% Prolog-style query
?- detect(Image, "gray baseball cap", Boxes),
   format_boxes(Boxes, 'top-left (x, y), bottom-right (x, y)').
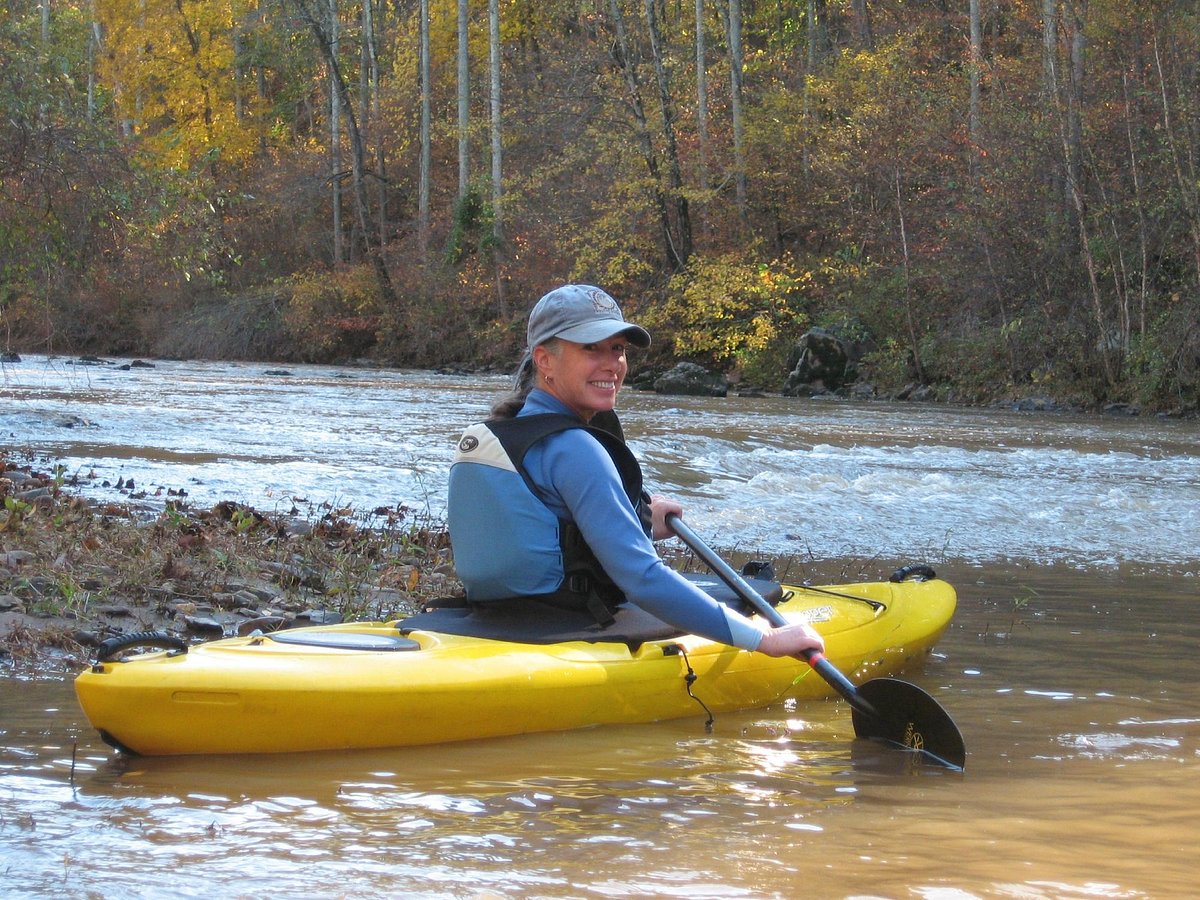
top-left (526, 284), bottom-right (651, 349)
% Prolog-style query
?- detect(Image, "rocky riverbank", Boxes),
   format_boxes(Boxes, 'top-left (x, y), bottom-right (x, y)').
top-left (1, 457), bottom-right (460, 676)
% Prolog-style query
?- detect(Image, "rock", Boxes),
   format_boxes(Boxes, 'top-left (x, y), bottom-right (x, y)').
top-left (72, 629), bottom-right (106, 648)
top-left (182, 615), bottom-right (225, 637)
top-left (51, 414), bottom-right (94, 428)
top-left (1012, 396), bottom-right (1060, 412)
top-left (1103, 402), bottom-right (1140, 416)
top-left (653, 362), bottom-right (729, 397)
top-left (222, 577), bottom-right (283, 603)
top-left (897, 383), bottom-right (936, 402)
top-left (1, 551), bottom-right (36, 570)
top-left (0, 351), bottom-right (20, 362)
top-left (783, 328), bottom-right (860, 396)
top-left (210, 592), bottom-right (241, 610)
top-left (849, 382), bottom-right (876, 400)
top-left (0, 595), bottom-right (24, 612)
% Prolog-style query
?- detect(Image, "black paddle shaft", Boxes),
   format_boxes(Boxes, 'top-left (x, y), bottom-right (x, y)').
top-left (666, 514), bottom-right (966, 771)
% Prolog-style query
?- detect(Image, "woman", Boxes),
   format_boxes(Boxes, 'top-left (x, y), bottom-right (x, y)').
top-left (447, 284), bottom-right (824, 658)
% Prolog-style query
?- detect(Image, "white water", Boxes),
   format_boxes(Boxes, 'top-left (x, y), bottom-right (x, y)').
top-left (4, 353), bottom-right (1199, 570)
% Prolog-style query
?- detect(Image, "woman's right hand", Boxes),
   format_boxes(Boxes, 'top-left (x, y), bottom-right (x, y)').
top-left (755, 621), bottom-right (825, 659)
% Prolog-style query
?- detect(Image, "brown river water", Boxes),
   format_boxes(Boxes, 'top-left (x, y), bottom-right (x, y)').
top-left (2, 357), bottom-right (1198, 897)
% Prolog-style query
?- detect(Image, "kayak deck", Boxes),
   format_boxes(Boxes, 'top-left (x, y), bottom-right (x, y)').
top-left (74, 576), bottom-right (956, 756)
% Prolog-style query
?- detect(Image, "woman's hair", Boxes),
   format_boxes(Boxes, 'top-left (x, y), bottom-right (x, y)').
top-left (489, 339), bottom-right (560, 419)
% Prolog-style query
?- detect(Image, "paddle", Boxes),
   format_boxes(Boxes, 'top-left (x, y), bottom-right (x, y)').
top-left (666, 514), bottom-right (966, 771)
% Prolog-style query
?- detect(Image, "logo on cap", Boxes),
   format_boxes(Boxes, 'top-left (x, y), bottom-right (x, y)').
top-left (587, 288), bottom-right (618, 313)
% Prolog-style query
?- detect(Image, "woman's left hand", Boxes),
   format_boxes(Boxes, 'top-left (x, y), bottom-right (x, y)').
top-left (648, 494), bottom-right (685, 541)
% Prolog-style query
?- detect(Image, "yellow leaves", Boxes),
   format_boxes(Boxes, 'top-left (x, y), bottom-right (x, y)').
top-left (645, 253), bottom-right (812, 369)
top-left (96, 0), bottom-right (268, 171)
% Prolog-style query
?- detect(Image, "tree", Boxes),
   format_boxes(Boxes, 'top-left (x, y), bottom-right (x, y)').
top-left (419, 0), bottom-right (431, 254)
top-left (457, 0), bottom-right (470, 201)
top-left (96, 0), bottom-right (267, 172)
top-left (643, 0), bottom-right (692, 266)
top-left (489, 0), bottom-right (506, 310)
top-left (287, 0), bottom-right (397, 304)
top-left (607, 0), bottom-right (685, 271)
top-left (724, 0), bottom-right (747, 221)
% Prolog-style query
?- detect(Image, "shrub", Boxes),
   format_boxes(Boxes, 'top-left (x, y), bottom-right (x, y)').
top-left (645, 253), bottom-right (811, 384)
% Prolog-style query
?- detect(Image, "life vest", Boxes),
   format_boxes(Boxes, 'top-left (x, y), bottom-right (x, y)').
top-left (447, 412), bottom-right (651, 625)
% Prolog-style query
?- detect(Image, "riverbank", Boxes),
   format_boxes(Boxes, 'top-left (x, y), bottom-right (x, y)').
top-left (0, 457), bottom-right (460, 676)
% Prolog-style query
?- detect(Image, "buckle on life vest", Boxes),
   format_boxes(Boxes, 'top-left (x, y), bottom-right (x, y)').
top-left (562, 573), bottom-right (614, 628)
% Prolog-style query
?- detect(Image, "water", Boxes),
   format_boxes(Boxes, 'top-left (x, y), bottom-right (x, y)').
top-left (2, 354), bottom-right (1198, 897)
top-left (4, 354), bottom-right (1199, 569)
top-left (2, 566), bottom-right (1195, 897)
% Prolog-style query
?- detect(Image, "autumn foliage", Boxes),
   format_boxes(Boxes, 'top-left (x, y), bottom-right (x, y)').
top-left (2, 1), bottom-right (1197, 411)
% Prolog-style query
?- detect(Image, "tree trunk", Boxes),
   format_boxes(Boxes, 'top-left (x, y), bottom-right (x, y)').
top-left (418, 0), bottom-right (431, 256)
top-left (694, 0), bottom-right (709, 218)
top-left (364, 0), bottom-right (386, 245)
top-left (895, 169), bottom-right (926, 384)
top-left (328, 0), bottom-right (343, 264)
top-left (968, 0), bottom-right (982, 159)
top-left (87, 8), bottom-right (100, 122)
top-left (850, 0), bottom-right (873, 50)
top-left (1121, 69), bottom-right (1149, 338)
top-left (607, 0), bottom-right (684, 272)
top-left (724, 0), bottom-right (747, 222)
top-left (1153, 33), bottom-right (1200, 291)
top-left (291, 0), bottom-right (398, 305)
top-left (1066, 0), bottom-right (1085, 212)
top-left (644, 0), bottom-right (692, 267)
top-left (489, 0), bottom-right (507, 312)
top-left (457, 0), bottom-right (470, 200)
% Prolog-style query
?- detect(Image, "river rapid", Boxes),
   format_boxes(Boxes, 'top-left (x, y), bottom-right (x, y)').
top-left (4, 354), bottom-right (1199, 569)
top-left (2, 354), bottom-right (1198, 898)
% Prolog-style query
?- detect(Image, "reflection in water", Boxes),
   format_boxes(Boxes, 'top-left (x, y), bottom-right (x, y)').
top-left (2, 566), bottom-right (1195, 896)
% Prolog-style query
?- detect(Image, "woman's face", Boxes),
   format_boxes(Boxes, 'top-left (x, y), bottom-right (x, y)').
top-left (533, 336), bottom-right (629, 421)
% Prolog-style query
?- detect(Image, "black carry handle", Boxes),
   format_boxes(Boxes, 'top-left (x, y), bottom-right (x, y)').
top-left (666, 514), bottom-right (966, 771)
top-left (95, 631), bottom-right (189, 664)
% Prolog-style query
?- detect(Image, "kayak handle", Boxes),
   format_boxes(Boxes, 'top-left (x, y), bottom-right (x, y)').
top-left (95, 631), bottom-right (189, 665)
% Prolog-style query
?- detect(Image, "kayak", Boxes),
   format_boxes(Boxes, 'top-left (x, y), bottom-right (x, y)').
top-left (74, 568), bottom-right (956, 756)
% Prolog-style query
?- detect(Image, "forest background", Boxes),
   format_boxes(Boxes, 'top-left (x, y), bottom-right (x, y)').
top-left (2, 0), bottom-right (1198, 413)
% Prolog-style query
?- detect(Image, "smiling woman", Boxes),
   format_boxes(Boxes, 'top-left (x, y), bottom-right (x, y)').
top-left (445, 284), bottom-right (827, 661)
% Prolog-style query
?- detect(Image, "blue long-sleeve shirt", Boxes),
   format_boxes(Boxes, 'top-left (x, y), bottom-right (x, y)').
top-left (518, 389), bottom-right (765, 650)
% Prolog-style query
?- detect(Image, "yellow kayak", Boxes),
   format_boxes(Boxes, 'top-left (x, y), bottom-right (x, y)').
top-left (74, 571), bottom-right (956, 756)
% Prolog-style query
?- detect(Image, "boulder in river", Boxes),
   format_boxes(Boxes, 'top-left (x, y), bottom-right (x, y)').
top-left (783, 328), bottom-right (862, 396)
top-left (653, 362), bottom-right (729, 398)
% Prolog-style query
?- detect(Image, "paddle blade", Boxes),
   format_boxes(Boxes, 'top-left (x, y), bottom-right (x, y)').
top-left (851, 678), bottom-right (966, 771)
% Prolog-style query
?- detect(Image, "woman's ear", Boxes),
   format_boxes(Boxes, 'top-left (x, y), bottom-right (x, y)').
top-left (532, 344), bottom-right (554, 381)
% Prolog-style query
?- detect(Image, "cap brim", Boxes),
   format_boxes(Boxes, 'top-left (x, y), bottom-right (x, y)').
top-left (554, 321), bottom-right (652, 348)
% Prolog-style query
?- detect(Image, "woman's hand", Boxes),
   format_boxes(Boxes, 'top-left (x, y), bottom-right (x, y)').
top-left (755, 621), bottom-right (826, 659)
top-left (648, 494), bottom-right (684, 541)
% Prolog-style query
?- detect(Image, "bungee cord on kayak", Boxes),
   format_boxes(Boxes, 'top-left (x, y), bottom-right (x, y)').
top-left (665, 643), bottom-right (715, 733)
